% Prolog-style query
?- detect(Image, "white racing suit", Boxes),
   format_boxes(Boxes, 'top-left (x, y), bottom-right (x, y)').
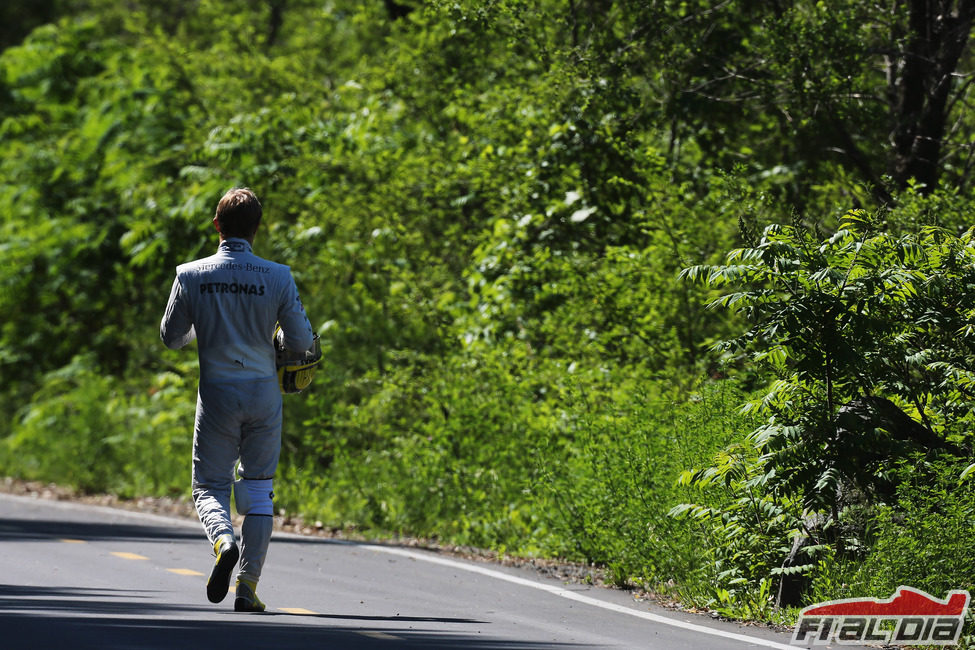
top-left (160, 237), bottom-right (313, 584)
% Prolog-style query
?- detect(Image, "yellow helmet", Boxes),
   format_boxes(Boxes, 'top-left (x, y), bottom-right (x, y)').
top-left (273, 326), bottom-right (322, 394)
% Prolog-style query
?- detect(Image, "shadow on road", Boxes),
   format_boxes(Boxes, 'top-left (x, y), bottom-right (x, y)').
top-left (0, 584), bottom-right (485, 624)
top-left (0, 585), bottom-right (585, 650)
top-left (0, 516), bottom-right (201, 543)
top-left (0, 611), bottom-right (585, 649)
top-left (0, 584), bottom-right (201, 616)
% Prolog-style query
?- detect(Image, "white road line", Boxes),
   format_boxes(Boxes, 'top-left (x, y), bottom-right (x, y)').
top-left (362, 544), bottom-right (796, 650)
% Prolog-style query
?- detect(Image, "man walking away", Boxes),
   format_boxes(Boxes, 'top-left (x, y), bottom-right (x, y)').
top-left (160, 187), bottom-right (314, 611)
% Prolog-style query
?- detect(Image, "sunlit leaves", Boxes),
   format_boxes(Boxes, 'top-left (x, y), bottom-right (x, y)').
top-left (674, 211), bottom-right (975, 608)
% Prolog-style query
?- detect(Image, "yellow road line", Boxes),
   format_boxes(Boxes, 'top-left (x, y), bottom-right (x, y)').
top-left (167, 568), bottom-right (205, 576)
top-left (279, 607), bottom-right (318, 615)
top-left (59, 538), bottom-right (86, 544)
top-left (110, 551), bottom-right (149, 561)
top-left (358, 631), bottom-right (402, 641)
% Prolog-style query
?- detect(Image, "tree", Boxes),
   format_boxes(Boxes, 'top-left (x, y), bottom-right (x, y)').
top-left (890, 0), bottom-right (975, 192)
top-left (578, 1), bottom-right (975, 204)
top-left (682, 211), bottom-right (975, 519)
top-left (0, 1), bottom-right (66, 51)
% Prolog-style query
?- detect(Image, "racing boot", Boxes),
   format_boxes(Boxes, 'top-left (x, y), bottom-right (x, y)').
top-left (234, 577), bottom-right (266, 612)
top-left (206, 533), bottom-right (239, 603)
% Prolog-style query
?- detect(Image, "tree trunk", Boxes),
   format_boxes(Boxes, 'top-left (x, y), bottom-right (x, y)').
top-left (384, 0), bottom-right (413, 21)
top-left (266, 0), bottom-right (286, 49)
top-left (890, 0), bottom-right (975, 193)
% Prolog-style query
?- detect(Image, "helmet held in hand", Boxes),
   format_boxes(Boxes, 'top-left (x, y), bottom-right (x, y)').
top-left (274, 325), bottom-right (321, 394)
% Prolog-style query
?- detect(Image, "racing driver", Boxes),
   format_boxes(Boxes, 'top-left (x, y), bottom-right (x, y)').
top-left (160, 187), bottom-right (314, 612)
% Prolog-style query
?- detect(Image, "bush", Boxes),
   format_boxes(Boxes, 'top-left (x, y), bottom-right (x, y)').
top-left (276, 346), bottom-right (561, 547)
top-left (811, 457), bottom-right (975, 603)
top-left (674, 212), bottom-right (975, 615)
top-left (535, 379), bottom-right (758, 588)
top-left (1, 354), bottom-right (196, 497)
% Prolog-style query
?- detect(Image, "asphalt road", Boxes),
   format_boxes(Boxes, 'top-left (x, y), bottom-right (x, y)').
top-left (0, 493), bottom-right (824, 649)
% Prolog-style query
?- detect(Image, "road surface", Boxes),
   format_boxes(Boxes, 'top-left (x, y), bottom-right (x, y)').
top-left (0, 492), bottom-right (832, 649)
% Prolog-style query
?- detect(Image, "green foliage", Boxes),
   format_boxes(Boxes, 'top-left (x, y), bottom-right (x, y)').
top-left (276, 351), bottom-right (753, 592)
top-left (683, 214), bottom-right (975, 513)
top-left (810, 457), bottom-right (975, 604)
top-left (535, 381), bottom-right (757, 588)
top-left (0, 0), bottom-right (66, 51)
top-left (4, 0), bottom-right (975, 624)
top-left (670, 442), bottom-right (828, 615)
top-left (279, 348), bottom-right (560, 547)
top-left (1, 354), bottom-right (195, 497)
top-left (676, 210), bottom-right (975, 615)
